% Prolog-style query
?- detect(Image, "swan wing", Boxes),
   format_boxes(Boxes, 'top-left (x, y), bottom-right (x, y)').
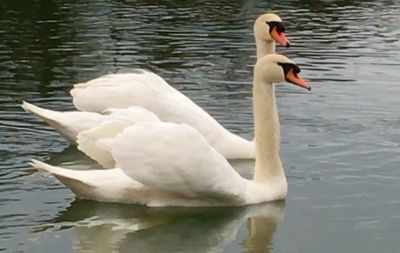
top-left (77, 106), bottom-right (161, 168)
top-left (103, 106), bottom-right (160, 123)
top-left (77, 120), bottom-right (132, 168)
top-left (70, 70), bottom-right (254, 160)
top-left (111, 122), bottom-right (249, 204)
top-left (71, 71), bottom-right (179, 112)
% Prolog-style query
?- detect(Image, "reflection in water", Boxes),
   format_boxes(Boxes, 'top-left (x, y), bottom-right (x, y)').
top-left (1, 0), bottom-right (400, 252)
top-left (46, 146), bottom-right (101, 170)
top-left (53, 200), bottom-right (285, 253)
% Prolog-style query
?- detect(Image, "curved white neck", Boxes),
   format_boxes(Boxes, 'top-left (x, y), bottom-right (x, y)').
top-left (252, 77), bottom-right (284, 182)
top-left (255, 39), bottom-right (275, 59)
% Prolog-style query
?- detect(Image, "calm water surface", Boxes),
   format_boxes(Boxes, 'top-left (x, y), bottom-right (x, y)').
top-left (1, 0), bottom-right (400, 252)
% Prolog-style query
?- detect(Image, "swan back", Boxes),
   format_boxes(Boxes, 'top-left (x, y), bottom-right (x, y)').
top-left (71, 71), bottom-right (176, 112)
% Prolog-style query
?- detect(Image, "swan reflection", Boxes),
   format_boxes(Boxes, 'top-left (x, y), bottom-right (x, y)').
top-left (54, 200), bottom-right (285, 253)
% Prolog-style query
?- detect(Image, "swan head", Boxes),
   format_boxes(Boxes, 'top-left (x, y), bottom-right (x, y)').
top-left (255, 54), bottom-right (311, 91)
top-left (254, 13), bottom-right (290, 48)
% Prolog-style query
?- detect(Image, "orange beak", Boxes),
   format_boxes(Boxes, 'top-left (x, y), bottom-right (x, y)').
top-left (285, 69), bottom-right (311, 91)
top-left (271, 27), bottom-right (291, 48)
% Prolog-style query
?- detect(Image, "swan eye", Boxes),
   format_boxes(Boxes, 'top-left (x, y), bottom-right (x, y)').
top-left (266, 21), bottom-right (285, 34)
top-left (277, 62), bottom-right (301, 76)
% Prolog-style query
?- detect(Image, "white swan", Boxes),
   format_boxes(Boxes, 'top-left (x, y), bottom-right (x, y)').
top-left (30, 54), bottom-right (310, 207)
top-left (22, 13), bottom-right (290, 159)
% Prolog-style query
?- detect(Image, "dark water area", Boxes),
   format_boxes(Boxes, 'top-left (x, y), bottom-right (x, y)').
top-left (1, 0), bottom-right (400, 252)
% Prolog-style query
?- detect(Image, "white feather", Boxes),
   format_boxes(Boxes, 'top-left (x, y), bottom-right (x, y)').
top-left (22, 101), bottom-right (159, 150)
top-left (77, 121), bottom-right (128, 168)
top-left (76, 108), bottom-right (160, 168)
top-left (111, 122), bottom-right (249, 204)
top-left (30, 159), bottom-right (142, 204)
top-left (21, 101), bottom-right (105, 143)
top-left (70, 71), bottom-right (255, 159)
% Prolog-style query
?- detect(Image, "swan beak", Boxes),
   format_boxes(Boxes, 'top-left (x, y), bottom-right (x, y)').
top-left (286, 69), bottom-right (311, 91)
top-left (271, 27), bottom-right (291, 48)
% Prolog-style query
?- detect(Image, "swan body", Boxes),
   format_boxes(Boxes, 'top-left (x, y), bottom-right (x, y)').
top-left (23, 13), bottom-right (290, 159)
top-left (31, 54), bottom-right (310, 207)
top-left (30, 122), bottom-right (285, 206)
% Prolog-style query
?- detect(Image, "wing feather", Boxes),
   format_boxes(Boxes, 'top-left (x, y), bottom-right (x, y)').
top-left (111, 122), bottom-right (248, 203)
top-left (70, 72), bottom-right (228, 146)
top-left (71, 71), bottom-right (177, 112)
top-left (77, 107), bottom-right (160, 168)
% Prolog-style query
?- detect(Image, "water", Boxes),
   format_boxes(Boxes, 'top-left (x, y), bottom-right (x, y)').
top-left (1, 0), bottom-right (400, 252)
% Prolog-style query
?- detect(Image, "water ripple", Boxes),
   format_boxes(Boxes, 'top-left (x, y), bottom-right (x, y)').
top-left (1, 0), bottom-right (400, 252)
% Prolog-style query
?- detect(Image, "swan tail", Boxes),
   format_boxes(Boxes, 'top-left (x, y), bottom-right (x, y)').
top-left (21, 101), bottom-right (106, 143)
top-left (29, 159), bottom-right (97, 196)
top-left (22, 101), bottom-right (63, 126)
top-left (30, 159), bottom-right (143, 203)
top-left (29, 159), bottom-right (61, 174)
top-left (21, 101), bottom-right (78, 143)
top-left (30, 159), bottom-right (88, 184)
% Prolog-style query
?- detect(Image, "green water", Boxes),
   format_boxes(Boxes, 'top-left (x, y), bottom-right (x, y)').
top-left (1, 0), bottom-right (400, 252)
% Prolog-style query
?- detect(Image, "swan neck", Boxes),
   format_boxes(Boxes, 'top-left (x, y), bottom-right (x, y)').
top-left (255, 39), bottom-right (275, 59)
top-left (252, 77), bottom-right (283, 182)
